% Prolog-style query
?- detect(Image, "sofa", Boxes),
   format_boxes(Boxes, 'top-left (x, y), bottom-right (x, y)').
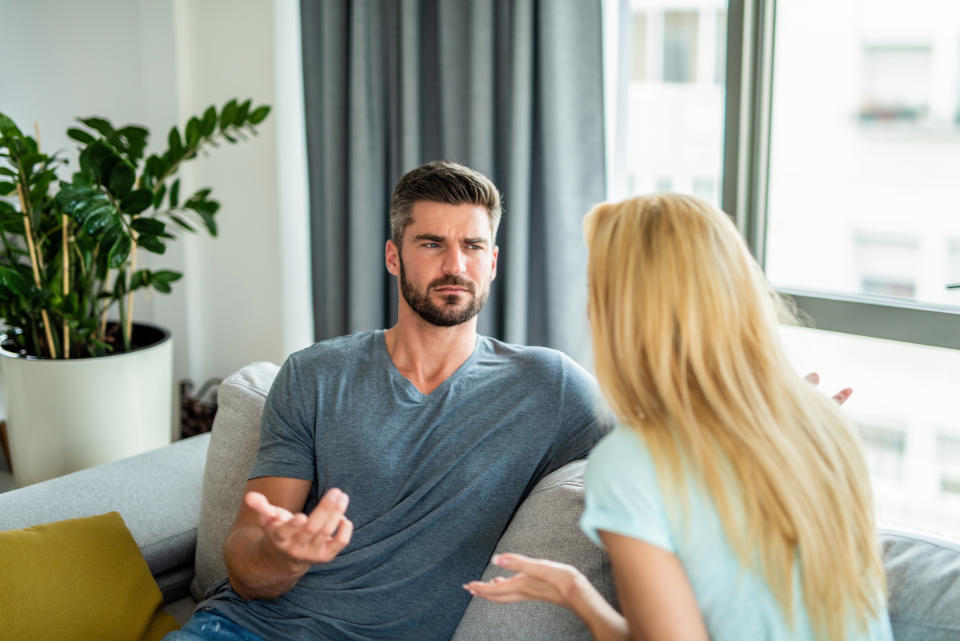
top-left (0, 361), bottom-right (958, 640)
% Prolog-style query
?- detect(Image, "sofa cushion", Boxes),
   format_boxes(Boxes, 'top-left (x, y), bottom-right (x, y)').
top-left (451, 460), bottom-right (617, 641)
top-left (0, 433), bottom-right (208, 579)
top-left (0, 511), bottom-right (179, 641)
top-left (880, 528), bottom-right (960, 641)
top-left (191, 361), bottom-right (279, 601)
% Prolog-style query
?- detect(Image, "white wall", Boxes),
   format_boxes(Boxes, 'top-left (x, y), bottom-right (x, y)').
top-left (0, 0), bottom-right (313, 390)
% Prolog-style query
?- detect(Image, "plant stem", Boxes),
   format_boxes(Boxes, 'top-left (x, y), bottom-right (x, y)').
top-left (124, 239), bottom-right (137, 350)
top-left (62, 214), bottom-right (69, 359)
top-left (15, 182), bottom-right (57, 359)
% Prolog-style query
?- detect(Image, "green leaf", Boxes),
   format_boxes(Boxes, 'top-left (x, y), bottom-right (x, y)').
top-left (169, 214), bottom-right (195, 232)
top-left (220, 99), bottom-right (238, 130)
top-left (169, 178), bottom-right (180, 208)
top-left (81, 204), bottom-right (114, 235)
top-left (197, 210), bottom-right (218, 236)
top-left (130, 269), bottom-right (151, 289)
top-left (0, 266), bottom-right (29, 296)
top-left (248, 105), bottom-right (271, 125)
top-left (0, 167), bottom-right (16, 177)
top-left (120, 188), bottom-right (153, 214)
top-left (137, 234), bottom-right (166, 254)
top-left (108, 162), bottom-right (135, 198)
top-left (0, 181), bottom-right (14, 196)
top-left (201, 106), bottom-right (217, 136)
top-left (152, 182), bottom-right (167, 209)
top-left (235, 99), bottom-right (252, 124)
top-left (131, 218), bottom-right (165, 235)
top-left (185, 117), bottom-right (201, 147)
top-left (223, 132), bottom-right (237, 144)
top-left (67, 128), bottom-right (96, 145)
top-left (0, 112), bottom-right (23, 138)
top-left (153, 279), bottom-right (172, 294)
top-left (153, 269), bottom-right (182, 284)
top-left (78, 117), bottom-right (115, 138)
top-left (145, 155), bottom-right (166, 180)
top-left (119, 126), bottom-right (149, 161)
top-left (108, 235), bottom-right (132, 269)
top-left (168, 126), bottom-right (183, 158)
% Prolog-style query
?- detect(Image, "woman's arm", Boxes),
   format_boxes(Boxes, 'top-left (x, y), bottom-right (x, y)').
top-left (600, 530), bottom-right (709, 641)
top-left (464, 530), bottom-right (709, 641)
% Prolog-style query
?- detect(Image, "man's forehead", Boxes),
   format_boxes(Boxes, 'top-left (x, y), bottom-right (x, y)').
top-left (405, 201), bottom-right (494, 239)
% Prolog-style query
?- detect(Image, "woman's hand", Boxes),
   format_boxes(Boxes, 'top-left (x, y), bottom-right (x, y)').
top-left (463, 553), bottom-right (587, 608)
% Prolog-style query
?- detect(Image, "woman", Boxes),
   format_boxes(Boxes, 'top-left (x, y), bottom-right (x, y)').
top-left (465, 194), bottom-right (892, 641)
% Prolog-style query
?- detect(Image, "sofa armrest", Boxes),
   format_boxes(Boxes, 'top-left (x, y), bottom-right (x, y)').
top-left (0, 433), bottom-right (209, 594)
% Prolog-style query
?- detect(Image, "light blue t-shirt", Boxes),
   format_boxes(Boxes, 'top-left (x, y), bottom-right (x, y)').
top-left (580, 426), bottom-right (894, 641)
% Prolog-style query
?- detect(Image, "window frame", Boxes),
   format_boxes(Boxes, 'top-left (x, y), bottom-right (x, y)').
top-left (720, 0), bottom-right (960, 350)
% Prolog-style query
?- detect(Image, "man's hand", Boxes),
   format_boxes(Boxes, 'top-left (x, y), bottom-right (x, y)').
top-left (245, 487), bottom-right (354, 570)
top-left (804, 372), bottom-right (852, 405)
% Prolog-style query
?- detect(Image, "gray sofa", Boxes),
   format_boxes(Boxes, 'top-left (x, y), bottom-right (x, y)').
top-left (1, 361), bottom-right (958, 640)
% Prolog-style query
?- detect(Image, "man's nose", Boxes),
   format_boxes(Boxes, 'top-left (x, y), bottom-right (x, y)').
top-left (442, 246), bottom-right (467, 274)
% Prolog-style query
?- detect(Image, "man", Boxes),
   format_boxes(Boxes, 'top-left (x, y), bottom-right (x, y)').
top-left (167, 161), bottom-right (609, 640)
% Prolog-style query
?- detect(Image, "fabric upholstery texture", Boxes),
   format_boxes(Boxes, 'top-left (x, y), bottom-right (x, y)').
top-left (880, 528), bottom-right (960, 640)
top-left (0, 511), bottom-right (179, 641)
top-left (190, 361), bottom-right (279, 601)
top-left (451, 460), bottom-right (618, 641)
top-left (0, 433), bottom-right (208, 577)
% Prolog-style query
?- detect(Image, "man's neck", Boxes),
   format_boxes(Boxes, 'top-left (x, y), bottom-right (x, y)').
top-left (384, 312), bottom-right (478, 396)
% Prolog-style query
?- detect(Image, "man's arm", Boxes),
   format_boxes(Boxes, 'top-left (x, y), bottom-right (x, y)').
top-left (225, 476), bottom-right (353, 600)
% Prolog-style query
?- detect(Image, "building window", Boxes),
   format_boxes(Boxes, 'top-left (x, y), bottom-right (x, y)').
top-left (854, 234), bottom-right (919, 300)
top-left (857, 422), bottom-right (906, 480)
top-left (859, 44), bottom-right (932, 123)
top-left (663, 11), bottom-right (699, 83)
top-left (632, 12), bottom-right (648, 82)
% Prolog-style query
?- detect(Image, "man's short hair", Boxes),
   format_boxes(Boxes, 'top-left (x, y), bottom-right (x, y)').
top-left (389, 161), bottom-right (502, 245)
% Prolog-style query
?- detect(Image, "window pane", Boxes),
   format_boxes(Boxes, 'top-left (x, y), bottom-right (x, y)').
top-left (780, 325), bottom-right (960, 538)
top-left (765, 0), bottom-right (960, 308)
top-left (615, 0), bottom-right (727, 204)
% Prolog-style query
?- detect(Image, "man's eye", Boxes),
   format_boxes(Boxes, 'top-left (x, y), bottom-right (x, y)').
top-left (467, 244), bottom-right (483, 250)
top-left (423, 242), bottom-right (440, 248)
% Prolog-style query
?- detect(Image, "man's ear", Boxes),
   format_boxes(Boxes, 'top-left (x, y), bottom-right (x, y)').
top-left (490, 245), bottom-right (499, 281)
top-left (385, 239), bottom-right (400, 276)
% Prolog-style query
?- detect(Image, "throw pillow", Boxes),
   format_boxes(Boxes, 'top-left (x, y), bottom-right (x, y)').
top-left (0, 511), bottom-right (179, 641)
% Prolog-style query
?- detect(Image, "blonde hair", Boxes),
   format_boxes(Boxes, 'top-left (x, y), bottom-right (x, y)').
top-left (584, 194), bottom-right (885, 641)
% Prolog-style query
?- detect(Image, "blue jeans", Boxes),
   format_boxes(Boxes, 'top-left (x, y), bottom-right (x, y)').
top-left (163, 610), bottom-right (267, 641)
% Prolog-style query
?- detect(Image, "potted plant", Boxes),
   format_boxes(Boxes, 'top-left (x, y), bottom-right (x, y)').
top-left (0, 99), bottom-right (270, 486)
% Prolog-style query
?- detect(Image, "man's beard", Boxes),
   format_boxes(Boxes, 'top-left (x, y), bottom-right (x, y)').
top-left (399, 256), bottom-right (489, 327)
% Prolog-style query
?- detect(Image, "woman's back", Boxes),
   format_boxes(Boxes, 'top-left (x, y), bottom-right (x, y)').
top-left (580, 426), bottom-right (894, 641)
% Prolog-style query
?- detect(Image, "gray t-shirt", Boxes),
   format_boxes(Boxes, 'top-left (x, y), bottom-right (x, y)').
top-left (204, 330), bottom-right (609, 641)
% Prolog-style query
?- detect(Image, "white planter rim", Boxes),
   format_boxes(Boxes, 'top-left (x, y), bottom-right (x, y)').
top-left (0, 321), bottom-right (171, 363)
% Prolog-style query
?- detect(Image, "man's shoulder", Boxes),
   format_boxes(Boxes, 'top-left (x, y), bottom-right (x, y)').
top-left (287, 331), bottom-right (382, 372)
top-left (478, 336), bottom-right (593, 382)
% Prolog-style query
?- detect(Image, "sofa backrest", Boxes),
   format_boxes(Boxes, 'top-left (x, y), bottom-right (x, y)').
top-left (190, 361), bottom-right (279, 600)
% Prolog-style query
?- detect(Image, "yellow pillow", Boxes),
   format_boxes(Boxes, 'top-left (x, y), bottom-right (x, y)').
top-left (0, 511), bottom-right (180, 641)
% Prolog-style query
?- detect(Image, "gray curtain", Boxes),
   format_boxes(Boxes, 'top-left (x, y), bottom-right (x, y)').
top-left (301, 0), bottom-right (605, 365)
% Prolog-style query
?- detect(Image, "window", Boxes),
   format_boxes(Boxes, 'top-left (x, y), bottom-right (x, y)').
top-left (719, 0), bottom-right (960, 539)
top-left (663, 11), bottom-right (699, 82)
top-left (607, 0), bottom-right (728, 205)
top-left (609, 0), bottom-right (960, 539)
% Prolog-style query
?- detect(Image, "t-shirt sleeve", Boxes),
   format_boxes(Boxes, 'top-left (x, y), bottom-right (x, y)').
top-left (579, 428), bottom-right (675, 553)
top-left (545, 356), bottom-right (613, 472)
top-left (248, 354), bottom-right (316, 481)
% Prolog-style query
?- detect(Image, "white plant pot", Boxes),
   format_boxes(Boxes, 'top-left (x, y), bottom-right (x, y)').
top-left (0, 323), bottom-right (174, 487)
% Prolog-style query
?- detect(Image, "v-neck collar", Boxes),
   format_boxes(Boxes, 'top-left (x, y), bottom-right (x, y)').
top-left (376, 330), bottom-right (482, 403)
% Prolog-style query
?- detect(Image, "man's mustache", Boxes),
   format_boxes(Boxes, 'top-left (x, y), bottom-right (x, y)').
top-left (428, 276), bottom-right (475, 293)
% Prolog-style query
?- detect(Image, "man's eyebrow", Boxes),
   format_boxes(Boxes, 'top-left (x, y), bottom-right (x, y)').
top-left (413, 233), bottom-right (445, 243)
top-left (463, 237), bottom-right (488, 246)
